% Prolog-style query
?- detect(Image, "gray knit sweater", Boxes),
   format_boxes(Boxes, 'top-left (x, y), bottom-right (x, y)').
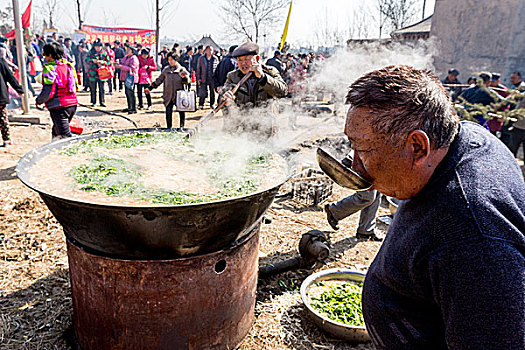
top-left (362, 121), bottom-right (525, 349)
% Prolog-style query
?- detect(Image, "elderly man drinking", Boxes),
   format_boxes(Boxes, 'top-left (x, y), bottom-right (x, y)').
top-left (344, 65), bottom-right (524, 349)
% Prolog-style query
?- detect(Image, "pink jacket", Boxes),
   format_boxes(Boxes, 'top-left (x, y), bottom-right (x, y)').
top-left (138, 55), bottom-right (157, 85)
top-left (120, 54), bottom-right (139, 83)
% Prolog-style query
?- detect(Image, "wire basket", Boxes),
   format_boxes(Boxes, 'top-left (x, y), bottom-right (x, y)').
top-left (290, 169), bottom-right (333, 207)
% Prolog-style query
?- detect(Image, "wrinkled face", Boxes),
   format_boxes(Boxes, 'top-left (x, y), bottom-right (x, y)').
top-left (511, 73), bottom-right (522, 85)
top-left (344, 107), bottom-right (417, 199)
top-left (237, 55), bottom-right (258, 74)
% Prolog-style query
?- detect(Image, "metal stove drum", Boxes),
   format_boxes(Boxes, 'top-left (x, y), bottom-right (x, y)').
top-left (17, 129), bottom-right (292, 349)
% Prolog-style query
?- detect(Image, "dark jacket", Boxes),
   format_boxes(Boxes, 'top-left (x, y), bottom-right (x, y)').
top-left (442, 76), bottom-right (462, 100)
top-left (148, 64), bottom-right (190, 106)
top-left (266, 56), bottom-right (285, 74)
top-left (191, 52), bottom-right (202, 73)
top-left (221, 65), bottom-right (287, 107)
top-left (0, 57), bottom-right (23, 105)
top-left (179, 53), bottom-right (192, 73)
top-left (113, 46), bottom-right (125, 61)
top-left (196, 54), bottom-right (219, 85)
top-left (363, 122), bottom-right (525, 349)
top-left (214, 54), bottom-right (236, 87)
top-left (460, 85), bottom-right (500, 106)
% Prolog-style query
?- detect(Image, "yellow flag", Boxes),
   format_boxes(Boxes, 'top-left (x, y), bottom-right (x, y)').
top-left (280, 1), bottom-right (293, 50)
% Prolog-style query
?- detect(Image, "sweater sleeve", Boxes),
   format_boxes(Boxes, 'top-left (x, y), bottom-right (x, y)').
top-left (35, 84), bottom-right (54, 104)
top-left (149, 68), bottom-right (166, 90)
top-left (429, 238), bottom-right (525, 349)
top-left (260, 66), bottom-right (287, 98)
top-left (1, 59), bottom-right (23, 94)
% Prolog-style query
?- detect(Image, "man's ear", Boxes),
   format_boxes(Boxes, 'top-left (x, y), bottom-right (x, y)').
top-left (406, 130), bottom-right (430, 165)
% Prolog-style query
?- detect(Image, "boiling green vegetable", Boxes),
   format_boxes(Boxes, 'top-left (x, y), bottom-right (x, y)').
top-left (310, 282), bottom-right (365, 326)
top-left (60, 133), bottom-right (186, 155)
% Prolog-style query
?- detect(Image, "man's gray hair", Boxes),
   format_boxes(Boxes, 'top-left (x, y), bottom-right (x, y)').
top-left (346, 65), bottom-right (459, 149)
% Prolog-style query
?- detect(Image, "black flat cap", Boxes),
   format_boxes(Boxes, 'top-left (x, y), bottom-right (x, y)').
top-left (233, 41), bottom-right (259, 57)
top-left (448, 68), bottom-right (460, 76)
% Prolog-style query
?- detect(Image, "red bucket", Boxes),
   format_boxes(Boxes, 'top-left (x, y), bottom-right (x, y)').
top-left (69, 118), bottom-right (85, 135)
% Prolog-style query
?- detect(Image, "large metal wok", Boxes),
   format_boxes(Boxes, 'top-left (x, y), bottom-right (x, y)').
top-left (16, 128), bottom-right (293, 259)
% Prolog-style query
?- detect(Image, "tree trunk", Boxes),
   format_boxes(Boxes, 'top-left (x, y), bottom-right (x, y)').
top-left (76, 0), bottom-right (83, 29)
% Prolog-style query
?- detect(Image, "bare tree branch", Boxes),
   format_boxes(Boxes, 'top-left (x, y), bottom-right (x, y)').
top-left (217, 0), bottom-right (288, 44)
top-left (378, 0), bottom-right (418, 35)
top-left (39, 0), bottom-right (60, 29)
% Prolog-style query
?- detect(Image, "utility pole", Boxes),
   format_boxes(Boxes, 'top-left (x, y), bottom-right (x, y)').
top-left (155, 0), bottom-right (160, 66)
top-left (422, 0), bottom-right (427, 20)
top-left (12, 0), bottom-right (29, 114)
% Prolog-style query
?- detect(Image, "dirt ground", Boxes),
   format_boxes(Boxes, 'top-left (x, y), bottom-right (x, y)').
top-left (1, 82), bottom-right (523, 350)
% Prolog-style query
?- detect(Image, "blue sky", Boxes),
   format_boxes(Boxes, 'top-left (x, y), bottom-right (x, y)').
top-left (6, 0), bottom-right (436, 46)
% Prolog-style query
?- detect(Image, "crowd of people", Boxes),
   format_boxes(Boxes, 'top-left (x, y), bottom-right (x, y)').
top-left (0, 32), bottom-right (330, 141)
top-left (441, 68), bottom-right (525, 159)
top-left (0, 32), bottom-right (523, 165)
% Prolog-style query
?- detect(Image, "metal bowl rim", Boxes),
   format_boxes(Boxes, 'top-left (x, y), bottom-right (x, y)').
top-left (300, 268), bottom-right (367, 330)
top-left (16, 128), bottom-right (295, 210)
top-left (386, 196), bottom-right (399, 208)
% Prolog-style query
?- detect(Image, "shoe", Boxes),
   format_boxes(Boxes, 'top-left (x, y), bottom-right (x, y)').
top-left (100, 103), bottom-right (106, 107)
top-left (91, 103), bottom-right (96, 107)
top-left (127, 110), bottom-right (133, 114)
top-left (3, 140), bottom-right (12, 147)
top-left (137, 106), bottom-right (143, 110)
top-left (198, 105), bottom-right (204, 110)
top-left (356, 232), bottom-right (384, 242)
top-left (146, 105), bottom-right (152, 110)
top-left (324, 204), bottom-right (339, 230)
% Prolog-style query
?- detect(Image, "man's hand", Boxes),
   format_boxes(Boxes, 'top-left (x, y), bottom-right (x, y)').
top-left (249, 60), bottom-right (264, 78)
top-left (144, 88), bottom-right (150, 94)
top-left (222, 90), bottom-right (235, 106)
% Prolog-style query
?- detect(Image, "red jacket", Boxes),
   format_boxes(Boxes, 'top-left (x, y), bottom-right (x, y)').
top-left (138, 55), bottom-right (156, 85)
top-left (36, 60), bottom-right (78, 109)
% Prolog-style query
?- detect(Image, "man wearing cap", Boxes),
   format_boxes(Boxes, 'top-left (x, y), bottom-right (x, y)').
top-left (266, 50), bottom-right (285, 75)
top-left (220, 41), bottom-right (287, 135)
top-left (442, 68), bottom-right (461, 100)
top-left (222, 41), bottom-right (287, 108)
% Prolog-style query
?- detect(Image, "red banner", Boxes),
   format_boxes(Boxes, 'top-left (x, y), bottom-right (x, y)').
top-left (81, 24), bottom-right (156, 47)
top-left (5, 0), bottom-right (32, 40)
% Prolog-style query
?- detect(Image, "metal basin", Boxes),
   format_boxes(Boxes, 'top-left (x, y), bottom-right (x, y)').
top-left (16, 128), bottom-right (293, 259)
top-left (300, 268), bottom-right (371, 343)
top-left (387, 196), bottom-right (399, 216)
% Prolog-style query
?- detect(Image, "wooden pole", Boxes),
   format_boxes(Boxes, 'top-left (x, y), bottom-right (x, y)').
top-left (12, 0), bottom-right (29, 114)
top-left (155, 0), bottom-right (160, 67)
